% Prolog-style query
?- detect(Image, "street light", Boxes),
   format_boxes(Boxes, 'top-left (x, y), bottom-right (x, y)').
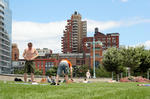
top-left (86, 37), bottom-right (102, 78)
top-left (147, 68), bottom-right (150, 80)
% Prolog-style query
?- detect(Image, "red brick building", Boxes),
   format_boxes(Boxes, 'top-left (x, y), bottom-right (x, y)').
top-left (83, 28), bottom-right (119, 53)
top-left (12, 43), bottom-right (19, 61)
top-left (12, 58), bottom-right (59, 75)
top-left (34, 59), bottom-right (59, 75)
top-left (90, 43), bottom-right (103, 68)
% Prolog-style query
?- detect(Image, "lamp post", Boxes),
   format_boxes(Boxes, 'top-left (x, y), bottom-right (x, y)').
top-left (93, 37), bottom-right (96, 78)
top-left (86, 37), bottom-right (102, 79)
top-left (147, 68), bottom-right (150, 80)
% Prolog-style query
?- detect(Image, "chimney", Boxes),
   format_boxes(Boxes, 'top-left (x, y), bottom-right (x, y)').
top-left (95, 27), bottom-right (99, 33)
top-left (74, 11), bottom-right (77, 15)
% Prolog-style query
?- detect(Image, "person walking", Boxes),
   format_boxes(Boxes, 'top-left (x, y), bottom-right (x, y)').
top-left (55, 59), bottom-right (73, 85)
top-left (23, 42), bottom-right (38, 82)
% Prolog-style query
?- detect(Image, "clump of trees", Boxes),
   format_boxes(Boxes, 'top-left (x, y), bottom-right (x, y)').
top-left (102, 46), bottom-right (150, 81)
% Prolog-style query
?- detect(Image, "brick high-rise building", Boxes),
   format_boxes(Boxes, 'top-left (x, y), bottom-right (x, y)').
top-left (61, 11), bottom-right (87, 53)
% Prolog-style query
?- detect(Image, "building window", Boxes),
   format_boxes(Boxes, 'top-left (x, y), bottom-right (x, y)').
top-left (95, 47), bottom-right (100, 50)
top-left (95, 54), bottom-right (100, 57)
top-left (95, 61), bottom-right (100, 68)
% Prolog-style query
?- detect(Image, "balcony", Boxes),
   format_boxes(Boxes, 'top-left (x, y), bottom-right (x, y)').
top-left (0, 12), bottom-right (4, 18)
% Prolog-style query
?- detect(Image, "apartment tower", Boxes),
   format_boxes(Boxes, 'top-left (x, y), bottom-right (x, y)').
top-left (61, 11), bottom-right (87, 53)
top-left (0, 0), bottom-right (12, 74)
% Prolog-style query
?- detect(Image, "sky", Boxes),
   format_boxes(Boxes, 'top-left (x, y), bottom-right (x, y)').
top-left (10, 0), bottom-right (150, 58)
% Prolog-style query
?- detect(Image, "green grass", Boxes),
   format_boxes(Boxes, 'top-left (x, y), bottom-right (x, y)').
top-left (0, 81), bottom-right (150, 99)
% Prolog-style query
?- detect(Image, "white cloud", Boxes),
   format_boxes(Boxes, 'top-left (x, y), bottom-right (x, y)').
top-left (138, 41), bottom-right (150, 49)
top-left (12, 21), bottom-right (66, 58)
top-left (12, 18), bottom-right (150, 58)
top-left (129, 40), bottom-right (150, 49)
top-left (120, 0), bottom-right (128, 2)
top-left (86, 19), bottom-right (121, 32)
top-left (87, 18), bottom-right (150, 32)
top-left (144, 41), bottom-right (150, 49)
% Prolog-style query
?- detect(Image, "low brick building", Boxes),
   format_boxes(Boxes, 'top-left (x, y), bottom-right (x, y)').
top-left (12, 43), bottom-right (19, 61)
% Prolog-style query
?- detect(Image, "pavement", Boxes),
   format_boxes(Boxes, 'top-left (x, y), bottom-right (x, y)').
top-left (0, 74), bottom-right (112, 83)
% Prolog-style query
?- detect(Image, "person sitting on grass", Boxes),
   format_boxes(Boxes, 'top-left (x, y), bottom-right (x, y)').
top-left (47, 75), bottom-right (56, 85)
top-left (55, 59), bottom-right (73, 85)
top-left (86, 70), bottom-right (91, 79)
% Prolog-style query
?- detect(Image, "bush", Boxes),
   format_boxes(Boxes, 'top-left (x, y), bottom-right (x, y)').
top-left (73, 65), bottom-right (89, 77)
top-left (34, 69), bottom-right (43, 75)
top-left (45, 66), bottom-right (57, 76)
top-left (95, 66), bottom-right (111, 78)
top-left (14, 69), bottom-right (24, 74)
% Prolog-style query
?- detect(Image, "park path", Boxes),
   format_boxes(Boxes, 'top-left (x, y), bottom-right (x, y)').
top-left (0, 74), bottom-right (111, 82)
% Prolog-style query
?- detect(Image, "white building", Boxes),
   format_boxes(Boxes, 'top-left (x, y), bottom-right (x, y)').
top-left (0, 0), bottom-right (12, 74)
top-left (36, 48), bottom-right (52, 57)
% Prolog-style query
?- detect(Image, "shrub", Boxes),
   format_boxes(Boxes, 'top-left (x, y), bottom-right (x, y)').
top-left (95, 66), bottom-right (111, 78)
top-left (45, 66), bottom-right (57, 76)
top-left (34, 69), bottom-right (43, 75)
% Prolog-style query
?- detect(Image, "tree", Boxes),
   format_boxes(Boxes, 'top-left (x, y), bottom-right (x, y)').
top-left (120, 47), bottom-right (141, 76)
top-left (135, 49), bottom-right (150, 78)
top-left (102, 47), bottom-right (124, 81)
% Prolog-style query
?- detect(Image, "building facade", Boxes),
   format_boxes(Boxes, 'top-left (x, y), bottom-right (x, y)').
top-left (83, 28), bottom-right (119, 53)
top-left (59, 53), bottom-right (90, 67)
top-left (12, 43), bottom-right (19, 61)
top-left (89, 43), bottom-right (103, 68)
top-left (61, 11), bottom-right (87, 53)
top-left (12, 59), bottom-right (25, 73)
top-left (34, 59), bottom-right (58, 75)
top-left (36, 48), bottom-right (52, 59)
top-left (0, 0), bottom-right (12, 74)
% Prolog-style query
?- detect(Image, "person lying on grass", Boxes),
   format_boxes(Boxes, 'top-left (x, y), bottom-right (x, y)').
top-left (83, 78), bottom-right (91, 83)
top-left (55, 59), bottom-right (73, 85)
top-left (137, 84), bottom-right (150, 86)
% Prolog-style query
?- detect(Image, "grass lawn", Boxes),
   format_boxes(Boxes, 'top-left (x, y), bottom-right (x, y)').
top-left (0, 81), bottom-right (150, 99)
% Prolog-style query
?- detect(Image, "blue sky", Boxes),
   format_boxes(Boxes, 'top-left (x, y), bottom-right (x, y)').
top-left (10, 0), bottom-right (150, 55)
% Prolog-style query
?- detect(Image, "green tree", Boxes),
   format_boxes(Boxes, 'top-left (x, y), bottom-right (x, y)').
top-left (135, 49), bottom-right (150, 77)
top-left (121, 47), bottom-right (141, 76)
top-left (102, 47), bottom-right (124, 81)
